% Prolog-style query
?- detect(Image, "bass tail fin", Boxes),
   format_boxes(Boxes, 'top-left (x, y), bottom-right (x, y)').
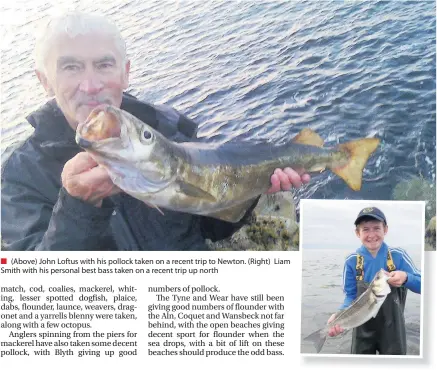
top-left (304, 328), bottom-right (327, 353)
top-left (331, 138), bottom-right (380, 191)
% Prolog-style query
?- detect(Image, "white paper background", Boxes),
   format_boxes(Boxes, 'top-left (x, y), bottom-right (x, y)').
top-left (0, 250), bottom-right (435, 369)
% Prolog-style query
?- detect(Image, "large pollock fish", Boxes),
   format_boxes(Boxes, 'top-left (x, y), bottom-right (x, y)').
top-left (304, 269), bottom-right (392, 353)
top-left (75, 105), bottom-right (380, 222)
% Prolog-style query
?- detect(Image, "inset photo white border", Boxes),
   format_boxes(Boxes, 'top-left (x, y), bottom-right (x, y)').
top-left (299, 199), bottom-right (425, 358)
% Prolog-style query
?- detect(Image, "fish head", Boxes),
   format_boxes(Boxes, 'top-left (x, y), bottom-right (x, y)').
top-left (371, 269), bottom-right (391, 298)
top-left (75, 104), bottom-right (177, 193)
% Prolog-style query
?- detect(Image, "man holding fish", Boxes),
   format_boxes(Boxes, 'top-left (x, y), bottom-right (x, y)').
top-left (1, 12), bottom-right (311, 251)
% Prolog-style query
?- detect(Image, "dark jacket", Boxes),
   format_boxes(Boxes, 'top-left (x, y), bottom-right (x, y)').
top-left (1, 94), bottom-right (254, 251)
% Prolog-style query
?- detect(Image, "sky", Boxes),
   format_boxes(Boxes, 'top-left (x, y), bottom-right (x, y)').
top-left (300, 199), bottom-right (425, 250)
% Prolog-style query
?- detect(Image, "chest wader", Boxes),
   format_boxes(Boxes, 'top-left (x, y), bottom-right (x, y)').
top-left (351, 250), bottom-right (408, 355)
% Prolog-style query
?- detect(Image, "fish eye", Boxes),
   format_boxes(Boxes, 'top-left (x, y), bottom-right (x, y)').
top-left (142, 129), bottom-right (153, 140)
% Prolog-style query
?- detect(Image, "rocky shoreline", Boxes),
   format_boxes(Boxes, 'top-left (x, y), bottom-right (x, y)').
top-left (207, 193), bottom-right (300, 251)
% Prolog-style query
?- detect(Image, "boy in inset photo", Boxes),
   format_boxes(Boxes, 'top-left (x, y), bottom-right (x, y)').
top-left (327, 207), bottom-right (421, 355)
top-left (301, 200), bottom-right (423, 356)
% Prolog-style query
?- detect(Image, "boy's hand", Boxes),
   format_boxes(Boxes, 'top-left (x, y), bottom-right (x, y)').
top-left (387, 271), bottom-right (408, 287)
top-left (327, 313), bottom-right (344, 337)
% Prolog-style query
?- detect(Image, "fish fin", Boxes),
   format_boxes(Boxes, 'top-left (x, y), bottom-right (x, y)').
top-left (307, 164), bottom-right (326, 172)
top-left (142, 200), bottom-right (165, 215)
top-left (153, 205), bottom-right (165, 216)
top-left (371, 302), bottom-right (380, 318)
top-left (176, 181), bottom-right (217, 203)
top-left (304, 329), bottom-right (327, 353)
top-left (331, 138), bottom-right (380, 191)
top-left (292, 128), bottom-right (324, 147)
top-left (204, 198), bottom-right (256, 223)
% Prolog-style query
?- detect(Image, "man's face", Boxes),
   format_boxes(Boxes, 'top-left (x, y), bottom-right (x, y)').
top-left (355, 219), bottom-right (388, 253)
top-left (36, 32), bottom-right (130, 129)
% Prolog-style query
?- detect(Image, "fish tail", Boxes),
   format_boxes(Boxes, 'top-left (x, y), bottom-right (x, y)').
top-left (304, 328), bottom-right (327, 353)
top-left (331, 138), bottom-right (380, 191)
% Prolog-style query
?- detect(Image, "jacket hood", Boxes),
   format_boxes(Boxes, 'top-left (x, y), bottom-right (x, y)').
top-left (26, 99), bottom-right (77, 148)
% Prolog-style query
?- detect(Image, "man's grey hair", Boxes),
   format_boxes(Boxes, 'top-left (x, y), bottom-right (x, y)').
top-left (34, 11), bottom-right (127, 74)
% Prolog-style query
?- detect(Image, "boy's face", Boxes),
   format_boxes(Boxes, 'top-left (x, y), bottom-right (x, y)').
top-left (355, 219), bottom-right (388, 253)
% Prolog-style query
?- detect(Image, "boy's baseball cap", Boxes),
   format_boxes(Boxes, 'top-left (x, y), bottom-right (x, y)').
top-left (354, 207), bottom-right (387, 225)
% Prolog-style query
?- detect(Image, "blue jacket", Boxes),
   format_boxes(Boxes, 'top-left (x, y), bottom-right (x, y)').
top-left (340, 242), bottom-right (421, 309)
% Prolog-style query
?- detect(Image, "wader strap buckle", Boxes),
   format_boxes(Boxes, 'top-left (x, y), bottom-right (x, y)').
top-left (387, 249), bottom-right (396, 272)
top-left (356, 254), bottom-right (364, 281)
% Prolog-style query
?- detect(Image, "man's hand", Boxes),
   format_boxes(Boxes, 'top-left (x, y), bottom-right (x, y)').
top-left (387, 271), bottom-right (408, 287)
top-left (62, 152), bottom-right (121, 207)
top-left (327, 313), bottom-right (344, 337)
top-left (266, 168), bottom-right (311, 194)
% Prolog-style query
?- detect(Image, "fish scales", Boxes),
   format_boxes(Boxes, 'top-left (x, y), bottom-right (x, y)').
top-left (330, 287), bottom-right (378, 329)
top-left (166, 143), bottom-right (336, 213)
top-left (75, 105), bottom-right (380, 222)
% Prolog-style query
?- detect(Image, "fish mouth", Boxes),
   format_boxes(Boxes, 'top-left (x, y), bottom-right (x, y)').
top-left (76, 104), bottom-right (122, 147)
